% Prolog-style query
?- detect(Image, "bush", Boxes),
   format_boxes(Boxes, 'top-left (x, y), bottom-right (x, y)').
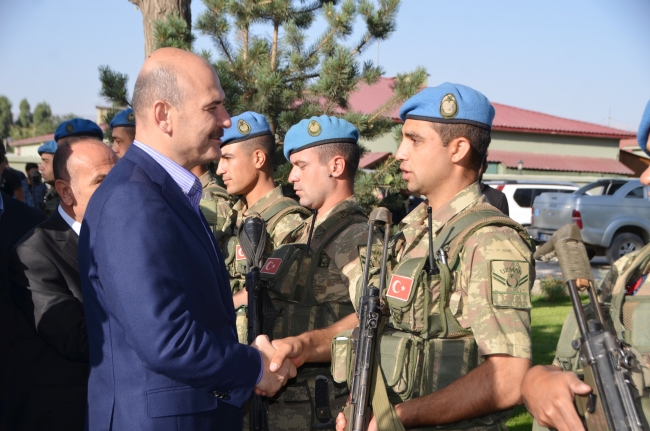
top-left (541, 275), bottom-right (566, 302)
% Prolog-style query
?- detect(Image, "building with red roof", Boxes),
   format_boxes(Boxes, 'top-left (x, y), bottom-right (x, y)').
top-left (349, 77), bottom-right (636, 182)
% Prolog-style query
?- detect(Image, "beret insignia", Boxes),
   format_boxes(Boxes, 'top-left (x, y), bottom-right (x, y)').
top-left (65, 123), bottom-right (74, 133)
top-left (440, 93), bottom-right (459, 119)
top-left (237, 119), bottom-right (251, 135)
top-left (307, 120), bottom-right (322, 137)
top-left (127, 112), bottom-right (136, 123)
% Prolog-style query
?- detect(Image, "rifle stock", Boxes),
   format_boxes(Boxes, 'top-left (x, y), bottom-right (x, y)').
top-left (535, 224), bottom-right (645, 431)
top-left (344, 207), bottom-right (392, 431)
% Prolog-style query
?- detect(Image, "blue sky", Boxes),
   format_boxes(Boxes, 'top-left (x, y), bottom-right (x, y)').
top-left (1, 0), bottom-right (648, 132)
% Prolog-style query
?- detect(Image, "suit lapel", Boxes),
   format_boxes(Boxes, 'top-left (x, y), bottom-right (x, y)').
top-left (50, 211), bottom-right (80, 272)
top-left (124, 146), bottom-right (224, 283)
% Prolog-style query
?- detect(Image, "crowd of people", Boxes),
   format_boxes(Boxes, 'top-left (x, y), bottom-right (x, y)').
top-left (0, 46), bottom-right (648, 431)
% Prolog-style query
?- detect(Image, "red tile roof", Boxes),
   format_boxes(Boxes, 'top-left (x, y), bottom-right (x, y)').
top-left (487, 149), bottom-right (633, 175)
top-left (10, 123), bottom-right (109, 147)
top-left (10, 133), bottom-right (54, 147)
top-left (491, 103), bottom-right (634, 139)
top-left (359, 151), bottom-right (391, 169)
top-left (348, 78), bottom-right (636, 139)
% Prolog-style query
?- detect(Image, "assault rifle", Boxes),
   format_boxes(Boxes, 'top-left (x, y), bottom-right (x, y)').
top-left (239, 213), bottom-right (269, 431)
top-left (344, 207), bottom-right (393, 431)
top-left (534, 224), bottom-right (645, 431)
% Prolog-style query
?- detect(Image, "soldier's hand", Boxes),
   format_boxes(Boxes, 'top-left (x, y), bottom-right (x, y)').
top-left (522, 365), bottom-right (591, 431)
top-left (335, 411), bottom-right (377, 431)
top-left (232, 289), bottom-right (248, 308)
top-left (252, 335), bottom-right (297, 397)
top-left (270, 336), bottom-right (308, 370)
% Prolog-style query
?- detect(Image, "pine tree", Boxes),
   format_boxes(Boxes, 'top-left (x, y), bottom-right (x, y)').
top-left (128, 0), bottom-right (192, 57)
top-left (0, 96), bottom-right (12, 142)
top-left (150, 0), bottom-right (426, 213)
top-left (97, 66), bottom-right (132, 142)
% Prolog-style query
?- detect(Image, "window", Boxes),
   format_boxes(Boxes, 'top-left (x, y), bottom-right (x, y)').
top-left (513, 189), bottom-right (533, 208)
top-left (625, 187), bottom-right (644, 199)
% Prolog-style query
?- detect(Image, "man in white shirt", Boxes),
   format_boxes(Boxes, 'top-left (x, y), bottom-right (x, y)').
top-left (4, 137), bottom-right (116, 431)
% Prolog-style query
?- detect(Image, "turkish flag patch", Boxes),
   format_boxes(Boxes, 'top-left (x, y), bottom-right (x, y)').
top-left (235, 245), bottom-right (246, 261)
top-left (386, 275), bottom-right (414, 302)
top-left (261, 258), bottom-right (282, 275)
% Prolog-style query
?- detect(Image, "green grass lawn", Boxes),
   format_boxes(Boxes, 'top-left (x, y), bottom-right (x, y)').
top-left (506, 295), bottom-right (577, 431)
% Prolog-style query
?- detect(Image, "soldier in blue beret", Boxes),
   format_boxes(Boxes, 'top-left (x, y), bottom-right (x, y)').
top-left (109, 108), bottom-right (136, 159)
top-left (54, 118), bottom-right (104, 144)
top-left (266, 85), bottom-right (535, 431)
top-left (215, 111), bottom-right (310, 346)
top-left (37, 140), bottom-right (60, 215)
top-left (262, 115), bottom-right (373, 430)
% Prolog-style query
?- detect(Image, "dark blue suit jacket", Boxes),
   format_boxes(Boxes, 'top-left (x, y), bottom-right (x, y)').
top-left (79, 145), bottom-right (261, 431)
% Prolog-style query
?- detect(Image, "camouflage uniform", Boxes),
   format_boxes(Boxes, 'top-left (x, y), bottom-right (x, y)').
top-left (220, 185), bottom-right (309, 344)
top-left (197, 171), bottom-right (233, 234)
top-left (43, 187), bottom-right (60, 217)
top-left (259, 196), bottom-right (370, 431)
top-left (346, 183), bottom-right (533, 431)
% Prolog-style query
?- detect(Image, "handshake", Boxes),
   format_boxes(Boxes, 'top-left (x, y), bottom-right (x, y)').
top-left (251, 335), bottom-right (301, 397)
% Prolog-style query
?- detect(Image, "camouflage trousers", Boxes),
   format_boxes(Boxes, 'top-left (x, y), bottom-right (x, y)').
top-left (236, 306), bottom-right (248, 344)
top-left (243, 369), bottom-right (348, 431)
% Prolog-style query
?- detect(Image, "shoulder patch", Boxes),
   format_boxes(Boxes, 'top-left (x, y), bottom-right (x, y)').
top-left (489, 260), bottom-right (532, 309)
top-left (261, 258), bottom-right (282, 275)
top-left (386, 274), bottom-right (414, 302)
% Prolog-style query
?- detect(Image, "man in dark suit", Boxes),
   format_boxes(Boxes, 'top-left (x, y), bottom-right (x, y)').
top-left (79, 47), bottom-right (295, 431)
top-left (0, 148), bottom-right (47, 421)
top-left (4, 138), bottom-right (116, 431)
top-left (479, 152), bottom-right (509, 215)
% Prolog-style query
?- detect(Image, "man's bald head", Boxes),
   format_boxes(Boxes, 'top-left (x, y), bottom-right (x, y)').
top-left (130, 47), bottom-right (231, 170)
top-left (131, 48), bottom-right (214, 121)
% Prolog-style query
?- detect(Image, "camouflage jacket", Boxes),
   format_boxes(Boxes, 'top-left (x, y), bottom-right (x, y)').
top-left (387, 182), bottom-right (533, 359)
top-left (198, 171), bottom-right (233, 233)
top-left (221, 186), bottom-right (308, 289)
top-left (232, 186), bottom-right (306, 248)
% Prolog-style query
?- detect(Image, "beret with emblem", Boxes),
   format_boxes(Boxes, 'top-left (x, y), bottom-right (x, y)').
top-left (221, 111), bottom-right (272, 147)
top-left (38, 140), bottom-right (58, 155)
top-left (283, 115), bottom-right (359, 160)
top-left (110, 108), bottom-right (136, 129)
top-left (399, 82), bottom-right (495, 131)
top-left (638, 100), bottom-right (650, 156)
top-left (54, 118), bottom-right (104, 142)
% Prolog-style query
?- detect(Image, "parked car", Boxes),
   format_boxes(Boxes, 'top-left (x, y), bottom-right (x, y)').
top-left (484, 180), bottom-right (579, 226)
top-left (529, 179), bottom-right (649, 264)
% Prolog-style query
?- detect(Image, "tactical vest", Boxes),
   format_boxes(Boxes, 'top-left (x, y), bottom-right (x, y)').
top-left (542, 244), bottom-right (650, 431)
top-left (332, 204), bottom-right (534, 430)
top-left (199, 184), bottom-right (233, 234)
top-left (220, 197), bottom-right (311, 294)
top-left (258, 205), bottom-right (367, 429)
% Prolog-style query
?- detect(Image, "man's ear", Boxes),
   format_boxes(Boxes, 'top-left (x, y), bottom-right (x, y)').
top-left (329, 155), bottom-right (346, 178)
top-left (252, 149), bottom-right (266, 170)
top-left (153, 100), bottom-right (173, 134)
top-left (449, 136), bottom-right (472, 164)
top-left (55, 179), bottom-right (76, 206)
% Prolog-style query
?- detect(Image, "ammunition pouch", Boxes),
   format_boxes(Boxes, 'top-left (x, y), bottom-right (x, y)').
top-left (333, 204), bottom-right (532, 429)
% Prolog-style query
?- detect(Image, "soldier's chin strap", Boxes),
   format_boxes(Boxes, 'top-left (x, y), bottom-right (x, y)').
top-left (304, 209), bottom-right (318, 252)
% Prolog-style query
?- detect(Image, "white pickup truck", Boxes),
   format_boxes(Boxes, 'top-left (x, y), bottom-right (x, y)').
top-left (529, 179), bottom-right (650, 264)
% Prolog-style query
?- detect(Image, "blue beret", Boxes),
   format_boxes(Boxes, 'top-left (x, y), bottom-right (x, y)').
top-left (38, 140), bottom-right (58, 155)
top-left (221, 111), bottom-right (272, 147)
top-left (638, 100), bottom-right (650, 156)
top-left (399, 82), bottom-right (495, 130)
top-left (55, 118), bottom-right (104, 142)
top-left (110, 108), bottom-right (136, 129)
top-left (283, 115), bottom-right (359, 160)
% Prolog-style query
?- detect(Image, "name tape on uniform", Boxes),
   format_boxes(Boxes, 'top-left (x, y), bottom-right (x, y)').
top-left (235, 245), bottom-right (246, 261)
top-left (261, 258), bottom-right (282, 275)
top-left (386, 275), bottom-right (414, 302)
